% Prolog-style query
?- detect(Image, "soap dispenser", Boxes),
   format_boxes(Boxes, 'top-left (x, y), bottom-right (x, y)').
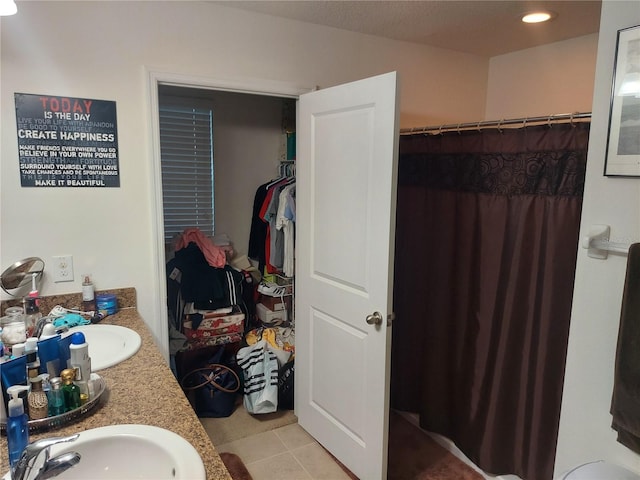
top-left (28, 375), bottom-right (48, 420)
top-left (6, 386), bottom-right (29, 469)
top-left (24, 272), bottom-right (41, 338)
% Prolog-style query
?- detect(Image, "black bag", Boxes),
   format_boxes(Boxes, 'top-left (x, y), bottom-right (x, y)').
top-left (278, 359), bottom-right (294, 410)
top-left (181, 349), bottom-right (241, 418)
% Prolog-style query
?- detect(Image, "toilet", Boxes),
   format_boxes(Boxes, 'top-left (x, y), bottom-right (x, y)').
top-left (559, 461), bottom-right (640, 479)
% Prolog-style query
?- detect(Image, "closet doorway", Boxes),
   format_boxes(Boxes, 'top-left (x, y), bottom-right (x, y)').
top-left (148, 71), bottom-right (399, 480)
top-left (147, 71), bottom-right (309, 365)
top-left (157, 85), bottom-right (295, 377)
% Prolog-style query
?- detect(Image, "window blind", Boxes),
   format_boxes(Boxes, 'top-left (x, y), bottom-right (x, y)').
top-left (159, 103), bottom-right (214, 245)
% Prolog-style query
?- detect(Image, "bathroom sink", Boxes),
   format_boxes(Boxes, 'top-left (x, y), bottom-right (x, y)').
top-left (64, 324), bottom-right (141, 370)
top-left (3, 424), bottom-right (206, 480)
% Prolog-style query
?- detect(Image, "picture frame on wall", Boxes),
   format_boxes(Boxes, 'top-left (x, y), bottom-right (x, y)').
top-left (604, 25), bottom-right (640, 177)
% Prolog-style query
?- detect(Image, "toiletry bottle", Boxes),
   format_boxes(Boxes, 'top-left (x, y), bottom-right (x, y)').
top-left (26, 338), bottom-right (40, 381)
top-left (69, 332), bottom-right (91, 400)
top-left (5, 372), bottom-right (30, 420)
top-left (27, 375), bottom-right (48, 420)
top-left (27, 364), bottom-right (39, 383)
top-left (40, 373), bottom-right (51, 395)
top-left (47, 377), bottom-right (66, 416)
top-left (82, 275), bottom-right (96, 312)
top-left (11, 342), bottom-right (25, 358)
top-left (60, 368), bottom-right (81, 411)
top-left (23, 296), bottom-right (41, 338)
top-left (24, 337), bottom-right (39, 373)
top-left (6, 387), bottom-right (29, 469)
top-left (69, 333), bottom-right (90, 381)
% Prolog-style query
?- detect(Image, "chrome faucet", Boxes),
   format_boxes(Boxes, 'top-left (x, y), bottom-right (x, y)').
top-left (33, 316), bottom-right (64, 339)
top-left (34, 452), bottom-right (81, 480)
top-left (11, 434), bottom-right (81, 480)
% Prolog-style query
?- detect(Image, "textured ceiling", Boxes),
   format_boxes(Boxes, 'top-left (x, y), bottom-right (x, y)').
top-left (214, 0), bottom-right (603, 57)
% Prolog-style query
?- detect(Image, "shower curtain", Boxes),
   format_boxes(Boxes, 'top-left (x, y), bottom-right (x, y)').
top-left (390, 122), bottom-right (589, 480)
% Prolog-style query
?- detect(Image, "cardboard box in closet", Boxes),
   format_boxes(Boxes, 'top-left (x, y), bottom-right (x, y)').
top-left (258, 294), bottom-right (292, 312)
top-left (257, 302), bottom-right (288, 324)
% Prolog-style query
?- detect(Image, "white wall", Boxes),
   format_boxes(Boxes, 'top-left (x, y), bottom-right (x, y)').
top-left (555, 0), bottom-right (640, 475)
top-left (486, 33), bottom-right (598, 119)
top-left (0, 1), bottom-right (488, 355)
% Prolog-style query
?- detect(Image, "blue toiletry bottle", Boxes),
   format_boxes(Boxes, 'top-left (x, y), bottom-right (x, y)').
top-left (7, 387), bottom-right (29, 469)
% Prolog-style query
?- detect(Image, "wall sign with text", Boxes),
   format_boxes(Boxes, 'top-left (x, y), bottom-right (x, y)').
top-left (15, 93), bottom-right (120, 187)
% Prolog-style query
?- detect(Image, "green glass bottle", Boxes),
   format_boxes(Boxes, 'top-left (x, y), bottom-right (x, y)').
top-left (60, 368), bottom-right (81, 411)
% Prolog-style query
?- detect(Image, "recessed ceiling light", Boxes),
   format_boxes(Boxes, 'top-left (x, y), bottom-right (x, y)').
top-left (522, 11), bottom-right (556, 23)
top-left (0, 0), bottom-right (17, 16)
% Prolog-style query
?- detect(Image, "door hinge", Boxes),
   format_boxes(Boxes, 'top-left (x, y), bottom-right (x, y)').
top-left (387, 312), bottom-right (395, 326)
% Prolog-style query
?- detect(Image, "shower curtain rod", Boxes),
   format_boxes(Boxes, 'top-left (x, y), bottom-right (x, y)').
top-left (399, 111), bottom-right (591, 136)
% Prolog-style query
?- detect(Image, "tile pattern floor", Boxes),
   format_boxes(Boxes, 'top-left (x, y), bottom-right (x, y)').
top-left (218, 422), bottom-right (353, 480)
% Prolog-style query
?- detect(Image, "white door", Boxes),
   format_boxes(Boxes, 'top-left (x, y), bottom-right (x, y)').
top-left (295, 71), bottom-right (399, 480)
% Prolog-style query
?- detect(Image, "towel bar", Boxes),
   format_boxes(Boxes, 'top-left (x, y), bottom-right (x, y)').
top-left (582, 224), bottom-right (633, 259)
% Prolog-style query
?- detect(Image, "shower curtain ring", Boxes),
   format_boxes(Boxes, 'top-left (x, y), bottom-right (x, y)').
top-left (547, 115), bottom-right (553, 128)
top-left (522, 118), bottom-right (527, 129)
top-left (457, 123), bottom-right (462, 134)
top-left (498, 118), bottom-right (504, 133)
top-left (570, 113), bottom-right (576, 127)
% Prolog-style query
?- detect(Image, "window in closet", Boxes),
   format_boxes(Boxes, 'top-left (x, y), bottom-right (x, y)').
top-left (159, 93), bottom-right (215, 252)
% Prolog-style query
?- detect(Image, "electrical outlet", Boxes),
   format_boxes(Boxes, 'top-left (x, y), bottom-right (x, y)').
top-left (52, 255), bottom-right (74, 282)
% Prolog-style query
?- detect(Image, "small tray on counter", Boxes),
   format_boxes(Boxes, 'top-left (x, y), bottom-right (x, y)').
top-left (1, 374), bottom-right (107, 434)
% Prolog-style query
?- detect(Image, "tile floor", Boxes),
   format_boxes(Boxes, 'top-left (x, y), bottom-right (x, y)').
top-left (216, 417), bottom-right (519, 480)
top-left (217, 422), bottom-right (353, 480)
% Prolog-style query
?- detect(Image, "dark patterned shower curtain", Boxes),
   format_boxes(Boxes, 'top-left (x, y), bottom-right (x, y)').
top-left (390, 123), bottom-right (589, 480)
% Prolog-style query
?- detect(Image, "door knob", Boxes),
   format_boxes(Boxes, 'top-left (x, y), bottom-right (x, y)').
top-left (366, 311), bottom-right (383, 326)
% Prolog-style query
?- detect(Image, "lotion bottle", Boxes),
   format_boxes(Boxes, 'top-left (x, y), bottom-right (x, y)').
top-left (82, 275), bottom-right (96, 312)
top-left (6, 387), bottom-right (29, 469)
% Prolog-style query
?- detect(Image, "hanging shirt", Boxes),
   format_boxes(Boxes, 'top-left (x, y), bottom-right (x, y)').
top-left (276, 183), bottom-right (296, 277)
top-left (259, 178), bottom-right (288, 273)
top-left (248, 181), bottom-right (272, 273)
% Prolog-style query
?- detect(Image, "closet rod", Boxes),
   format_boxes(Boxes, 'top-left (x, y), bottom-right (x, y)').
top-left (400, 111), bottom-right (591, 136)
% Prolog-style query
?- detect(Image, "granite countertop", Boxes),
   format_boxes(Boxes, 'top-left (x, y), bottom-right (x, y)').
top-left (0, 302), bottom-right (231, 479)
